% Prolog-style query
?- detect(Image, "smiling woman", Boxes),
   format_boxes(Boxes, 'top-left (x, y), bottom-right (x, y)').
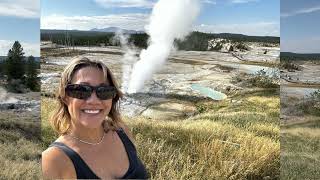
top-left (41, 57), bottom-right (148, 179)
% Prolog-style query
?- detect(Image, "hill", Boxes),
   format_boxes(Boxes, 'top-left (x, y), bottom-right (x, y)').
top-left (280, 52), bottom-right (320, 61)
top-left (90, 27), bottom-right (144, 34)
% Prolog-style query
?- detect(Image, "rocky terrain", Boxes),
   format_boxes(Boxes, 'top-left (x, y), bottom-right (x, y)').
top-left (0, 87), bottom-right (40, 120)
top-left (280, 60), bottom-right (320, 123)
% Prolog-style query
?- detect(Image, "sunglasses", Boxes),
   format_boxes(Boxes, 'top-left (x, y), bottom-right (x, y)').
top-left (65, 84), bottom-right (117, 100)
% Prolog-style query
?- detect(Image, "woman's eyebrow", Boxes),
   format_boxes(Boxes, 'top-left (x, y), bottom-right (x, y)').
top-left (78, 82), bottom-right (90, 85)
top-left (100, 82), bottom-right (110, 86)
top-left (76, 82), bottom-right (110, 86)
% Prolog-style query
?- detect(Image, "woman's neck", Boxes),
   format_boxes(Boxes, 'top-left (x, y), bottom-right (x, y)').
top-left (68, 123), bottom-right (105, 144)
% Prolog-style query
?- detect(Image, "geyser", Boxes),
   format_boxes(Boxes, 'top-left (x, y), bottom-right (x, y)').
top-left (126, 0), bottom-right (200, 93)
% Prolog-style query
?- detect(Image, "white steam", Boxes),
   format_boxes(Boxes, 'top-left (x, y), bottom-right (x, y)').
top-left (115, 31), bottom-right (138, 93)
top-left (126, 0), bottom-right (200, 93)
top-left (0, 87), bottom-right (18, 103)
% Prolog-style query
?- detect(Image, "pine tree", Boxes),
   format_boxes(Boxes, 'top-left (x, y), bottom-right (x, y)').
top-left (26, 55), bottom-right (39, 91)
top-left (0, 60), bottom-right (3, 78)
top-left (5, 41), bottom-right (25, 80)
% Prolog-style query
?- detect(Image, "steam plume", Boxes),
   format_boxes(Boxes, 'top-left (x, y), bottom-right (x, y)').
top-left (0, 87), bottom-right (18, 103)
top-left (127, 0), bottom-right (200, 93)
top-left (115, 31), bottom-right (138, 92)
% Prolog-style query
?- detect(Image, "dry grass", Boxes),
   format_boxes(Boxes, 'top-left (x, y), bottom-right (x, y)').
top-left (281, 118), bottom-right (320, 180)
top-left (41, 88), bottom-right (280, 179)
top-left (0, 111), bottom-right (42, 179)
top-left (127, 117), bottom-right (279, 179)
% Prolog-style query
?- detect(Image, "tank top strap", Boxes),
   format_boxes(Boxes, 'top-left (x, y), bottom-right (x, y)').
top-left (49, 142), bottom-right (99, 179)
top-left (115, 128), bottom-right (149, 179)
top-left (116, 128), bottom-right (136, 151)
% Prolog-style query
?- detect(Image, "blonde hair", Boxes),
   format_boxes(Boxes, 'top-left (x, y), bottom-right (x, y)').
top-left (50, 57), bottom-right (123, 135)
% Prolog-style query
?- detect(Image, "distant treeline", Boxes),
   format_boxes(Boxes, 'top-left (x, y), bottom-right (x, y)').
top-left (41, 29), bottom-right (149, 48)
top-left (41, 29), bottom-right (279, 51)
top-left (176, 32), bottom-right (279, 51)
top-left (280, 52), bottom-right (320, 61)
top-left (0, 56), bottom-right (40, 79)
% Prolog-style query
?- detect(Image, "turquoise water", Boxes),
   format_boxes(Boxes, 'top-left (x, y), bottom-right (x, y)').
top-left (191, 84), bottom-right (227, 100)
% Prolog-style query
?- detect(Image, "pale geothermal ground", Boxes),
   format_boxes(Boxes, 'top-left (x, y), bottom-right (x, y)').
top-left (280, 60), bottom-right (320, 179)
top-left (280, 60), bottom-right (320, 123)
top-left (39, 42), bottom-right (285, 179)
top-left (40, 43), bottom-right (280, 120)
top-left (0, 87), bottom-right (41, 178)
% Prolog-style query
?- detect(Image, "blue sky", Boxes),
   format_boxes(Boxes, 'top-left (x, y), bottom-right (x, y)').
top-left (281, 0), bottom-right (320, 53)
top-left (0, 0), bottom-right (40, 56)
top-left (41, 0), bottom-right (279, 36)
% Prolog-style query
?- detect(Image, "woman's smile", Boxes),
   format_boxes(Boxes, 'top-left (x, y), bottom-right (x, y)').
top-left (65, 66), bottom-right (113, 129)
top-left (82, 109), bottom-right (101, 114)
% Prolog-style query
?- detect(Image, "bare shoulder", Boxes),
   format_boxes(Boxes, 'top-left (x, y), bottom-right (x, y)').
top-left (42, 146), bottom-right (76, 179)
top-left (118, 122), bottom-right (135, 143)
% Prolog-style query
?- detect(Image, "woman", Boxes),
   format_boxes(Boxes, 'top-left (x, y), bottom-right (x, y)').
top-left (42, 57), bottom-right (148, 179)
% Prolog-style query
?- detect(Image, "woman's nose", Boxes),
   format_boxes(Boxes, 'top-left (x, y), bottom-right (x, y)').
top-left (86, 91), bottom-right (100, 103)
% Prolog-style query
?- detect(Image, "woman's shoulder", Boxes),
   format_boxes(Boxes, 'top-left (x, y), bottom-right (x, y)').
top-left (42, 141), bottom-right (76, 179)
top-left (118, 122), bottom-right (135, 143)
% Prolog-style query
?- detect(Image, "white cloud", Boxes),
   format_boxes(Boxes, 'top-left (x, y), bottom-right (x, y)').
top-left (202, 0), bottom-right (216, 5)
top-left (230, 0), bottom-right (258, 4)
top-left (94, 0), bottom-right (155, 8)
top-left (41, 14), bottom-right (149, 31)
top-left (0, 40), bottom-right (40, 56)
top-left (41, 13), bottom-right (279, 37)
top-left (281, 6), bottom-right (320, 18)
top-left (95, 0), bottom-right (216, 8)
top-left (0, 0), bottom-right (39, 19)
top-left (194, 22), bottom-right (279, 36)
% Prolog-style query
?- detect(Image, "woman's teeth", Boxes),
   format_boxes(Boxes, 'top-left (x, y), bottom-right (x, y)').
top-left (83, 110), bottom-right (100, 114)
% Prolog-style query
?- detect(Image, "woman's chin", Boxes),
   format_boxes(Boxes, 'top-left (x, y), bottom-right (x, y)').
top-left (78, 117), bottom-right (104, 129)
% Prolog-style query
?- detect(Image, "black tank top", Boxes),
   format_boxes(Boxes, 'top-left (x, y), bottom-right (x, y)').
top-left (49, 128), bottom-right (148, 179)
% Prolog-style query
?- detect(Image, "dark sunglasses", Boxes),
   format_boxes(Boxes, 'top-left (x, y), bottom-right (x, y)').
top-left (65, 84), bottom-right (117, 100)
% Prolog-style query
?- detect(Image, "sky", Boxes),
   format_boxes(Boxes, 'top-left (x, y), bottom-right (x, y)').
top-left (41, 0), bottom-right (279, 36)
top-left (0, 0), bottom-right (40, 56)
top-left (281, 0), bottom-right (320, 53)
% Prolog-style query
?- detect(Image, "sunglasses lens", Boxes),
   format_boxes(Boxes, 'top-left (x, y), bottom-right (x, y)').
top-left (66, 84), bottom-right (92, 99)
top-left (96, 86), bottom-right (116, 100)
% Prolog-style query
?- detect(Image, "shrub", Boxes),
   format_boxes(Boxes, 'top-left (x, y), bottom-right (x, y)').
top-left (298, 89), bottom-right (320, 116)
top-left (233, 70), bottom-right (279, 88)
top-left (6, 79), bottom-right (29, 93)
top-left (280, 61), bottom-right (302, 71)
top-left (235, 42), bottom-right (250, 51)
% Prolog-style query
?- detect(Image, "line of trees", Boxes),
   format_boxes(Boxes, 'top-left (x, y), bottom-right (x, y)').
top-left (280, 52), bottom-right (320, 61)
top-left (41, 30), bottom-right (279, 51)
top-left (0, 41), bottom-right (40, 92)
top-left (41, 30), bottom-right (149, 48)
top-left (176, 31), bottom-right (280, 51)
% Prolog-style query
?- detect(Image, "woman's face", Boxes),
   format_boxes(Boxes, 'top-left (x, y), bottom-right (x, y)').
top-left (64, 66), bottom-right (113, 129)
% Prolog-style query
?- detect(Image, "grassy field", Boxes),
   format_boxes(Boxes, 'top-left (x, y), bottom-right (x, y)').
top-left (280, 89), bottom-right (320, 180)
top-left (42, 88), bottom-right (280, 179)
top-left (0, 111), bottom-right (41, 179)
top-left (281, 117), bottom-right (320, 180)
